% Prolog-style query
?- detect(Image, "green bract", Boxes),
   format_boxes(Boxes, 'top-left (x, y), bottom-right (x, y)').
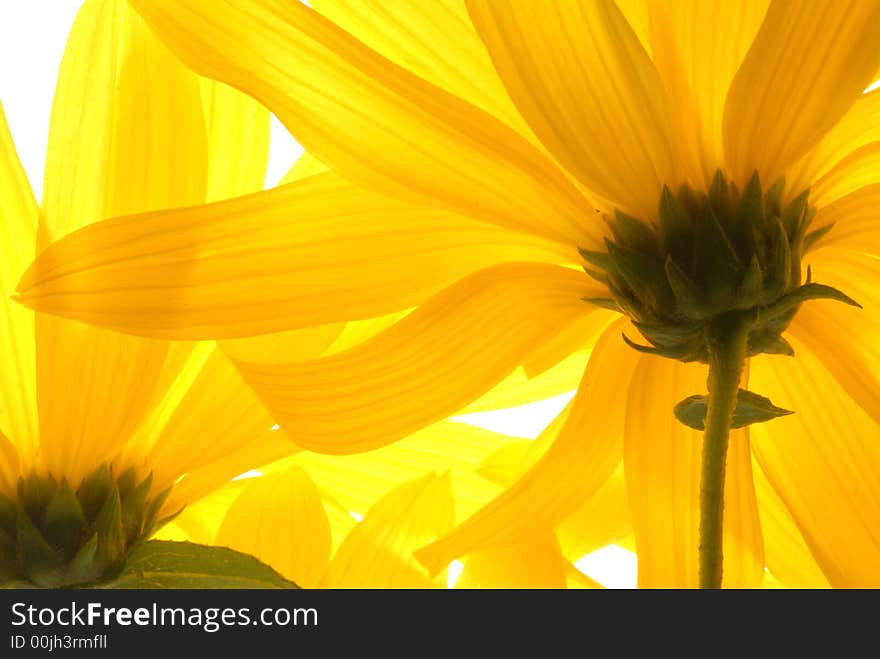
top-left (581, 171), bottom-right (857, 364)
top-left (0, 465), bottom-right (172, 588)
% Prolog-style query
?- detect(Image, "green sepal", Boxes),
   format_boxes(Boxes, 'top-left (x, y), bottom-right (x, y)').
top-left (102, 541), bottom-right (300, 589)
top-left (64, 533), bottom-right (101, 586)
top-left (606, 279), bottom-right (646, 322)
top-left (761, 281), bottom-right (862, 321)
top-left (673, 388), bottom-right (794, 431)
top-left (731, 172), bottom-right (763, 258)
top-left (803, 222), bottom-right (834, 252)
top-left (664, 256), bottom-right (705, 320)
top-left (604, 238), bottom-right (668, 309)
top-left (747, 332), bottom-right (795, 357)
top-left (0, 495), bottom-right (16, 531)
top-left (621, 332), bottom-right (704, 362)
top-left (658, 186), bottom-right (691, 263)
top-left (764, 177), bottom-right (786, 217)
top-left (708, 170), bottom-right (734, 220)
top-left (77, 464), bottom-right (112, 520)
top-left (780, 188), bottom-right (810, 239)
top-left (609, 210), bottom-right (658, 255)
top-left (42, 481), bottom-right (86, 558)
top-left (578, 247), bottom-right (616, 274)
top-left (121, 473), bottom-right (153, 545)
top-left (142, 485), bottom-right (173, 536)
top-left (631, 320), bottom-right (702, 348)
top-left (582, 266), bottom-right (609, 285)
top-left (0, 526), bottom-right (17, 581)
top-left (116, 466), bottom-right (138, 499)
top-left (582, 297), bottom-right (621, 312)
top-left (762, 216), bottom-right (792, 303)
top-left (18, 473), bottom-right (54, 521)
top-left (735, 254), bottom-right (763, 310)
top-left (93, 483), bottom-right (126, 576)
top-left (694, 202), bottom-right (742, 307)
top-left (16, 510), bottom-right (64, 588)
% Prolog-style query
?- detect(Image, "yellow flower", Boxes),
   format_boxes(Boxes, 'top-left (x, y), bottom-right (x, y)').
top-left (14, 1), bottom-right (880, 587)
top-left (0, 0), bottom-right (310, 586)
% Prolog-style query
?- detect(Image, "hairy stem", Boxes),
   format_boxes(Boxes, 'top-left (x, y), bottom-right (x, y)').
top-left (700, 314), bottom-right (750, 589)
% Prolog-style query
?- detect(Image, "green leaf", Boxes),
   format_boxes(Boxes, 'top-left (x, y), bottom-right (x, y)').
top-left (16, 511), bottom-right (64, 588)
top-left (42, 482), bottom-right (86, 557)
top-left (581, 297), bottom-right (620, 312)
top-left (609, 210), bottom-right (658, 255)
top-left (761, 281), bottom-right (862, 321)
top-left (104, 541), bottom-right (300, 589)
top-left (77, 465), bottom-right (112, 520)
top-left (764, 177), bottom-right (785, 217)
top-left (658, 186), bottom-right (691, 263)
top-left (664, 256), bottom-right (705, 319)
top-left (674, 388), bottom-right (794, 431)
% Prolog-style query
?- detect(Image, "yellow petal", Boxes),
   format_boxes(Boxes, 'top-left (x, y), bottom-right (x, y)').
top-left (750, 336), bottom-right (880, 586)
top-left (811, 142), bottom-right (880, 207)
top-left (153, 480), bottom-right (248, 545)
top-left (310, 0), bottom-right (528, 135)
top-left (724, 0), bottom-right (880, 186)
top-left (232, 263), bottom-right (594, 454)
top-left (220, 323), bottom-right (346, 364)
top-left (789, 247), bottom-right (880, 425)
top-left (647, 0), bottom-right (768, 190)
top-left (753, 457), bottom-right (829, 588)
top-left (474, 440), bottom-right (532, 487)
top-left (0, 431), bottom-right (19, 498)
top-left (35, 0), bottom-right (208, 483)
top-left (556, 464), bottom-right (631, 561)
top-left (466, 0), bottom-right (677, 219)
top-left (415, 320), bottom-right (638, 574)
top-left (215, 467), bottom-right (332, 587)
top-left (199, 78), bottom-right (270, 201)
top-left (0, 101), bottom-right (38, 465)
top-left (17, 173), bottom-right (572, 339)
top-left (810, 185), bottom-right (880, 254)
top-left (291, 420), bottom-right (507, 521)
top-left (624, 355), bottom-right (763, 587)
top-left (786, 89), bottom-right (880, 196)
top-left (327, 473), bottom-right (454, 588)
top-left (456, 534), bottom-right (567, 588)
top-left (278, 152), bottom-right (328, 186)
top-left (130, 0), bottom-right (599, 247)
top-left (134, 347), bottom-right (284, 494)
top-left (521, 309), bottom-right (616, 378)
top-left (615, 0), bottom-right (651, 55)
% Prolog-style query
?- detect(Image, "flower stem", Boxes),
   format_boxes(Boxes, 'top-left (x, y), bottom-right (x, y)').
top-left (700, 313), bottom-right (750, 589)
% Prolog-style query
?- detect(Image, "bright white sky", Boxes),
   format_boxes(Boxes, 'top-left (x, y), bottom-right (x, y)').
top-left (0, 0), bottom-right (637, 587)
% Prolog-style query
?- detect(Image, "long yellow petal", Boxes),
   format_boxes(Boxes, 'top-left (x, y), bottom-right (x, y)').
top-left (647, 0), bottom-right (768, 190)
top-left (231, 263), bottom-right (596, 454)
top-left (750, 337), bottom-right (880, 586)
top-left (753, 458), bottom-right (829, 588)
top-left (466, 0), bottom-right (677, 219)
top-left (310, 0), bottom-right (528, 135)
top-left (810, 185), bottom-right (880, 254)
top-left (625, 355), bottom-right (763, 587)
top-left (35, 0), bottom-right (208, 483)
top-left (0, 101), bottom-right (38, 465)
top-left (327, 473), bottom-right (454, 588)
top-left (415, 320), bottom-right (638, 574)
top-left (810, 142), bottom-right (880, 207)
top-left (17, 173), bottom-right (572, 339)
top-left (724, 0), bottom-right (880, 186)
top-left (556, 464), bottom-right (631, 561)
top-left (290, 420), bottom-right (507, 521)
top-left (786, 90), bottom-right (880, 197)
top-left (130, 0), bottom-right (600, 247)
top-left (199, 78), bottom-right (270, 201)
top-left (0, 431), bottom-right (19, 498)
top-left (215, 467), bottom-right (332, 587)
top-left (133, 347), bottom-right (282, 494)
top-left (789, 247), bottom-right (880, 425)
top-left (456, 534), bottom-right (567, 588)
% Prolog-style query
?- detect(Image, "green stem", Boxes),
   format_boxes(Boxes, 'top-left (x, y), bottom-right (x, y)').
top-left (700, 313), bottom-right (750, 589)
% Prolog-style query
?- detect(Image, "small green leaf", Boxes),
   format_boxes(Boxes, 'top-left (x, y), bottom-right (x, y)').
top-left (18, 473), bottom-right (54, 520)
top-left (658, 186), bottom-right (691, 263)
top-left (764, 177), bottom-right (786, 217)
top-left (665, 256), bottom-right (705, 319)
top-left (735, 254), bottom-right (763, 310)
top-left (121, 473), bottom-right (152, 545)
top-left (731, 172), bottom-right (763, 258)
top-left (763, 216), bottom-right (792, 302)
top-left (604, 239), bottom-right (668, 309)
top-left (803, 222), bottom-right (834, 252)
top-left (42, 481), bottom-right (86, 557)
top-left (581, 297), bottom-right (620, 312)
top-left (780, 188), bottom-right (810, 239)
top-left (761, 281), bottom-right (861, 321)
top-left (674, 388), bottom-right (794, 431)
top-left (609, 210), bottom-right (658, 255)
top-left (93, 483), bottom-right (125, 575)
top-left (77, 465), bottom-right (112, 520)
top-left (64, 533), bottom-right (101, 586)
top-left (16, 511), bottom-right (64, 588)
top-left (104, 541), bottom-right (300, 589)
top-left (577, 247), bottom-right (616, 274)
